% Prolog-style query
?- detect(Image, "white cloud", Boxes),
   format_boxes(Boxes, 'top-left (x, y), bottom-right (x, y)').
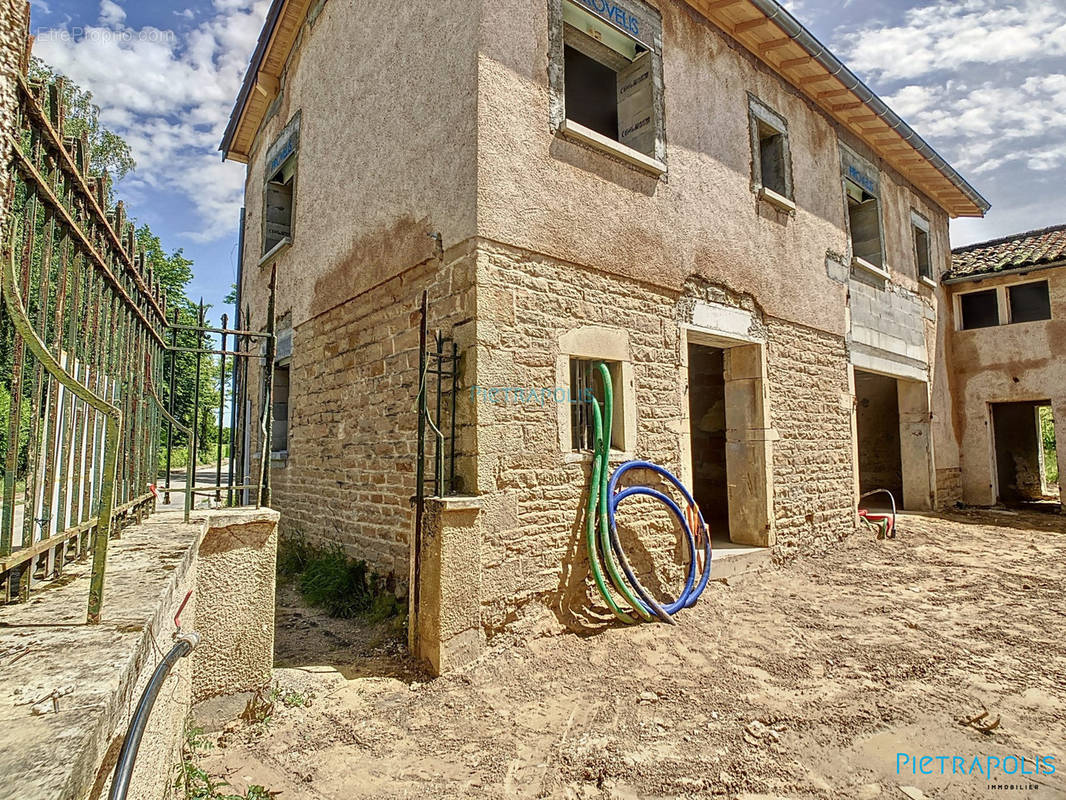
top-left (32, 0), bottom-right (269, 242)
top-left (98, 0), bottom-right (126, 27)
top-left (839, 0), bottom-right (1066, 82)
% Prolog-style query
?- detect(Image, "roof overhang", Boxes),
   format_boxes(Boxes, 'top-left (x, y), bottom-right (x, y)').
top-left (221, 0), bottom-right (991, 219)
top-left (943, 259), bottom-right (1066, 285)
top-left (684, 0), bottom-right (989, 218)
top-left (220, 0), bottom-right (311, 164)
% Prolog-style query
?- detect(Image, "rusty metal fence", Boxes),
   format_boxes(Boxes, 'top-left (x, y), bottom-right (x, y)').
top-left (0, 66), bottom-right (271, 622)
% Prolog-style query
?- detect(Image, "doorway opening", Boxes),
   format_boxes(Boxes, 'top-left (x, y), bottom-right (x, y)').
top-left (992, 401), bottom-right (1059, 504)
top-left (853, 369), bottom-right (934, 512)
top-left (688, 343), bottom-right (729, 542)
top-left (855, 371), bottom-right (903, 503)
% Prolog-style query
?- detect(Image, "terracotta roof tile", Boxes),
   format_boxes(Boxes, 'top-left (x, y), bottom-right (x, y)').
top-left (949, 224), bottom-right (1066, 280)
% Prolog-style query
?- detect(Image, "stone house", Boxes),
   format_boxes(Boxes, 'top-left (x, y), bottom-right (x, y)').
top-left (221, 0), bottom-right (988, 670)
top-left (943, 225), bottom-right (1065, 508)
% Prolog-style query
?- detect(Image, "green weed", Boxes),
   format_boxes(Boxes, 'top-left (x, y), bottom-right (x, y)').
top-left (278, 533), bottom-right (405, 623)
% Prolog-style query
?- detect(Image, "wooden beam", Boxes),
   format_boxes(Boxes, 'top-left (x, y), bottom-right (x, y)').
top-left (817, 88), bottom-right (850, 100)
top-left (734, 17), bottom-right (770, 34)
top-left (254, 71), bottom-right (280, 98)
top-left (757, 36), bottom-right (793, 53)
top-left (778, 55), bottom-right (813, 70)
top-left (798, 73), bottom-right (832, 86)
top-left (831, 101), bottom-right (863, 112)
top-left (846, 113), bottom-right (879, 124)
top-left (703, 0), bottom-right (742, 9)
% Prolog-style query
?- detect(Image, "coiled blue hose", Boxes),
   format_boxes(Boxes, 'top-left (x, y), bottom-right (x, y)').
top-left (607, 460), bottom-right (713, 621)
top-left (583, 362), bottom-right (713, 623)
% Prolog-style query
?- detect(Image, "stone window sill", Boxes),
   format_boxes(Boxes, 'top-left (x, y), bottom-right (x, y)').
top-left (560, 119), bottom-right (666, 176)
top-left (757, 186), bottom-right (796, 214)
top-left (259, 237), bottom-right (292, 268)
top-left (564, 450), bottom-right (633, 466)
top-left (919, 275), bottom-right (938, 289)
top-left (852, 256), bottom-right (890, 281)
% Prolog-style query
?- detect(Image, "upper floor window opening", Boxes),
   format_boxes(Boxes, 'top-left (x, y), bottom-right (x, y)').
top-left (1008, 280), bottom-right (1051, 324)
top-left (846, 179), bottom-right (885, 273)
top-left (912, 211), bottom-right (934, 283)
top-left (748, 97), bottom-right (793, 208)
top-left (552, 0), bottom-right (665, 172)
top-left (262, 112), bottom-right (301, 259)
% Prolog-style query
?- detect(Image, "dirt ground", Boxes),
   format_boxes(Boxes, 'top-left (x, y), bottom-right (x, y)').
top-left (200, 509), bottom-right (1066, 800)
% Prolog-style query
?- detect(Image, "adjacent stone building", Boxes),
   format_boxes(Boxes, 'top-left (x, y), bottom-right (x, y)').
top-left (943, 225), bottom-right (1065, 508)
top-left (221, 0), bottom-right (988, 669)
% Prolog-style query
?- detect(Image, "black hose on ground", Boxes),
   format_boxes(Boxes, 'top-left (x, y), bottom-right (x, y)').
top-left (108, 631), bottom-right (200, 800)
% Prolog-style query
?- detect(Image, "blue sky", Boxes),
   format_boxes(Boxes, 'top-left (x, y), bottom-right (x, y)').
top-left (28, 0), bottom-right (1066, 324)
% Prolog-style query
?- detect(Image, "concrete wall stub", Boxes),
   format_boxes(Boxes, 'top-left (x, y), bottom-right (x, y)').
top-left (724, 343), bottom-right (775, 546)
top-left (412, 497), bottom-right (484, 675)
top-left (192, 509), bottom-right (281, 709)
top-left (0, 509), bottom-right (280, 800)
top-left (898, 379), bottom-right (935, 511)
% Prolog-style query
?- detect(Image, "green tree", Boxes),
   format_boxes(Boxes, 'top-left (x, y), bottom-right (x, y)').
top-left (28, 56), bottom-right (136, 183)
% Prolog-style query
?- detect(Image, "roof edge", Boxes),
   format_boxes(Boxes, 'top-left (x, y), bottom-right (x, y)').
top-left (747, 0), bottom-right (990, 216)
top-left (220, 0), bottom-right (287, 160)
top-left (951, 223), bottom-right (1066, 255)
top-left (944, 258), bottom-right (1066, 285)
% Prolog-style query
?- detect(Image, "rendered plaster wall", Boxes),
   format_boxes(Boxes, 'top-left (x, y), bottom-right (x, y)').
top-left (474, 0), bottom-right (953, 343)
top-left (239, 0), bottom-right (480, 334)
top-left (948, 267), bottom-right (1066, 506)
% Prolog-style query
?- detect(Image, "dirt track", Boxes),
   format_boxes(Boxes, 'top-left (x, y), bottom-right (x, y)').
top-left (200, 509), bottom-right (1066, 799)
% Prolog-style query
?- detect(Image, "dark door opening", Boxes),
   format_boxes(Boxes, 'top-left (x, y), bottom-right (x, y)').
top-left (992, 401), bottom-right (1058, 504)
top-left (855, 370), bottom-right (903, 504)
top-left (688, 344), bottom-right (729, 541)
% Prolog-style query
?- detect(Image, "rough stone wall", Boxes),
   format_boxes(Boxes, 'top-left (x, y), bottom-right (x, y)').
top-left (473, 242), bottom-right (685, 632)
top-left (474, 241), bottom-right (854, 632)
top-left (267, 249), bottom-right (477, 578)
top-left (765, 317), bottom-right (855, 557)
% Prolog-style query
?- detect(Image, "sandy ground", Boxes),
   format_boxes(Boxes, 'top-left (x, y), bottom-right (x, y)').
top-left (199, 509), bottom-right (1066, 800)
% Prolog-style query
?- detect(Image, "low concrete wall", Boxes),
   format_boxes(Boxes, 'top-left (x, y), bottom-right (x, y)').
top-left (0, 508), bottom-right (278, 800)
top-left (411, 497), bottom-right (484, 675)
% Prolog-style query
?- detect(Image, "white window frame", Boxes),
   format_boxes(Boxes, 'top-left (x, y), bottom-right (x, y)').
top-left (952, 277), bottom-right (1054, 331)
top-left (549, 0), bottom-right (667, 175)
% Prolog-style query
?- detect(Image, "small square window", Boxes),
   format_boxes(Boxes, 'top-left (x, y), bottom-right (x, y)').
top-left (1008, 281), bottom-right (1051, 323)
top-left (960, 289), bottom-right (999, 330)
top-left (560, 0), bottom-right (660, 159)
top-left (912, 214), bottom-right (933, 281)
top-left (570, 358), bottom-right (624, 452)
top-left (264, 155), bottom-right (295, 255)
top-left (749, 100), bottom-right (791, 202)
top-left (846, 179), bottom-right (884, 270)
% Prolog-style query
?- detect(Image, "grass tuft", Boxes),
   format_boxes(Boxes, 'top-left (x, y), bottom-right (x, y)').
top-left (278, 533), bottom-right (405, 623)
